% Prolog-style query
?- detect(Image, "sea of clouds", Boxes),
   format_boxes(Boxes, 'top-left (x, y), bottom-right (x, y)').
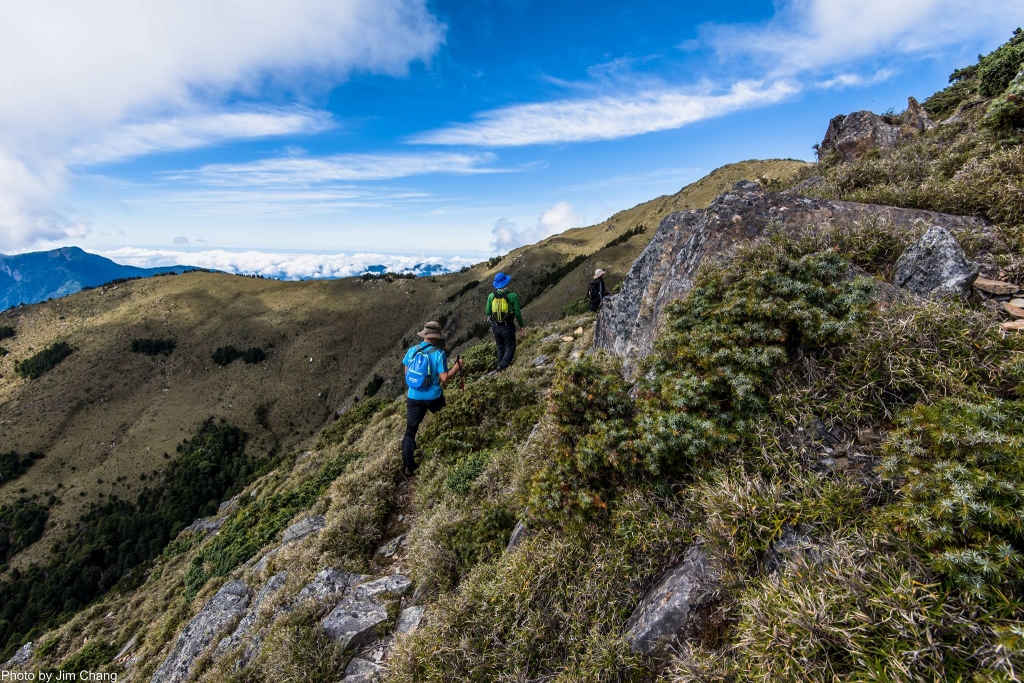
top-left (98, 247), bottom-right (478, 280)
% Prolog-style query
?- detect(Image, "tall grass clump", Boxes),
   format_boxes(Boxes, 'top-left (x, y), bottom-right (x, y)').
top-left (389, 493), bottom-right (689, 683)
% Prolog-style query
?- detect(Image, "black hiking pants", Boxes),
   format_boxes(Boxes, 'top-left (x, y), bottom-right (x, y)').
top-left (491, 320), bottom-right (517, 370)
top-left (403, 394), bottom-right (446, 471)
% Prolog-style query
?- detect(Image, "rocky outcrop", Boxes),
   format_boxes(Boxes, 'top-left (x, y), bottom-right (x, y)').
top-left (375, 535), bottom-right (405, 561)
top-left (321, 575), bottom-right (413, 649)
top-left (281, 515), bottom-right (326, 545)
top-left (151, 580), bottom-right (251, 683)
top-left (624, 548), bottom-right (720, 659)
top-left (595, 183), bottom-right (988, 375)
top-left (216, 572), bottom-right (288, 657)
top-left (894, 226), bottom-right (978, 298)
top-left (2, 642), bottom-right (33, 669)
top-left (820, 97), bottom-right (934, 162)
top-left (506, 521), bottom-right (531, 551)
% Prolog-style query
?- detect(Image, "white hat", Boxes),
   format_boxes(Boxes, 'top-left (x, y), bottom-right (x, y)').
top-left (593, 269), bottom-right (606, 279)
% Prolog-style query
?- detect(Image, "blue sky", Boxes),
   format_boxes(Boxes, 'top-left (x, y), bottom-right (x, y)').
top-left (0, 0), bottom-right (1020, 275)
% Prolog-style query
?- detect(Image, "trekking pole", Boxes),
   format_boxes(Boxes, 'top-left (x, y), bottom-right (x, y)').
top-left (457, 354), bottom-right (465, 391)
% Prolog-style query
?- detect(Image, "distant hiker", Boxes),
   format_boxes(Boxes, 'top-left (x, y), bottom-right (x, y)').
top-left (588, 269), bottom-right (608, 311)
top-left (401, 321), bottom-right (464, 477)
top-left (486, 272), bottom-right (524, 371)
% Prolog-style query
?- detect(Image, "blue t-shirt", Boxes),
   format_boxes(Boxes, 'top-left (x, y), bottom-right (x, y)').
top-left (402, 342), bottom-right (447, 401)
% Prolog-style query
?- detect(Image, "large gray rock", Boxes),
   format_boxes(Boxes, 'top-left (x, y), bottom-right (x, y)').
top-left (894, 226), bottom-right (978, 298)
top-left (375, 535), bottom-right (405, 560)
top-left (217, 571), bottom-right (288, 656)
top-left (151, 580), bottom-right (251, 683)
top-left (182, 516), bottom-right (226, 535)
top-left (2, 642), bottom-right (33, 669)
top-left (294, 568), bottom-right (371, 605)
top-left (321, 596), bottom-right (390, 650)
top-left (395, 606), bottom-right (425, 635)
top-left (352, 574), bottom-right (413, 600)
top-left (624, 548), bottom-right (719, 658)
top-left (595, 183), bottom-right (989, 376)
top-left (281, 515), bottom-right (326, 545)
top-left (506, 521), bottom-right (531, 551)
top-left (820, 98), bottom-right (933, 162)
top-left (343, 657), bottom-right (384, 682)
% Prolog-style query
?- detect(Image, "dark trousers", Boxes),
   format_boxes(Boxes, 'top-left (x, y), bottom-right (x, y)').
top-left (403, 395), bottom-right (446, 470)
top-left (492, 320), bottom-right (517, 370)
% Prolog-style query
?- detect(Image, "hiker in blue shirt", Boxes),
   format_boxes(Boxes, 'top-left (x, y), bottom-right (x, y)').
top-left (400, 321), bottom-right (463, 477)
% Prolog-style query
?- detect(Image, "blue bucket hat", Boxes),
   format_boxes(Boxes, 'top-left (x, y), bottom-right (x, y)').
top-left (493, 272), bottom-right (512, 290)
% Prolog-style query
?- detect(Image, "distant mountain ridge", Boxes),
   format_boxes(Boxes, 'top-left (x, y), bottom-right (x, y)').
top-left (0, 246), bottom-right (191, 311)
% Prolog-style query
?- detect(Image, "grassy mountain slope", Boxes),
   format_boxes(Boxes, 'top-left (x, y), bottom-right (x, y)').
top-left (0, 159), bottom-right (804, 573)
top-left (14, 32), bottom-right (1024, 680)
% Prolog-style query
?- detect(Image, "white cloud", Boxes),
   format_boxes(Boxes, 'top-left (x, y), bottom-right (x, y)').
top-left (67, 108), bottom-right (334, 167)
top-left (702, 0), bottom-right (1022, 77)
top-left (491, 201), bottom-right (583, 252)
top-left (125, 187), bottom-right (434, 218)
top-left (173, 152), bottom-right (501, 186)
top-left (99, 247), bottom-right (474, 280)
top-left (412, 80), bottom-right (797, 146)
top-left (0, 0), bottom-right (444, 249)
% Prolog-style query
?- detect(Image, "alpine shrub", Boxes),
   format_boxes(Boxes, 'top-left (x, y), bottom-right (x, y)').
top-left (636, 239), bottom-right (872, 475)
top-left (241, 347), bottom-right (266, 364)
top-left (0, 326), bottom-right (14, 341)
top-left (211, 345), bottom-right (241, 366)
top-left (877, 399), bottom-right (1024, 607)
top-left (977, 28), bottom-right (1024, 97)
top-left (131, 338), bottom-right (176, 356)
top-left (15, 341), bottom-right (74, 379)
top-left (0, 451), bottom-right (44, 484)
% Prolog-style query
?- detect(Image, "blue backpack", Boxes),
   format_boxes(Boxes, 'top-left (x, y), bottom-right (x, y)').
top-left (405, 343), bottom-right (438, 390)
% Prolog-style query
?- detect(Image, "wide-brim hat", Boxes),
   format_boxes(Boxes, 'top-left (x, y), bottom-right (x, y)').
top-left (493, 272), bottom-right (512, 289)
top-left (593, 269), bottom-right (606, 279)
top-left (416, 321), bottom-right (445, 340)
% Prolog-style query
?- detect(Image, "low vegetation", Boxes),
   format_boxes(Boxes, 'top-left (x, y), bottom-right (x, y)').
top-left (0, 496), bottom-right (52, 565)
top-left (131, 338), bottom-right (177, 356)
top-left (212, 345), bottom-right (267, 366)
top-left (0, 325), bottom-right (14, 340)
top-left (14, 341), bottom-right (74, 379)
top-left (0, 450), bottom-right (44, 484)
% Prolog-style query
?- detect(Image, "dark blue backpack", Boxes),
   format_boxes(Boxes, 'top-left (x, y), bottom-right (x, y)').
top-left (405, 343), bottom-right (437, 390)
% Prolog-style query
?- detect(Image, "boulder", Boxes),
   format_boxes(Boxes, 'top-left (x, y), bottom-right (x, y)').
top-left (624, 548), bottom-right (720, 659)
top-left (531, 354), bottom-right (550, 367)
top-left (395, 606), bottom-right (426, 636)
top-left (506, 521), bottom-right (532, 551)
top-left (595, 183), bottom-right (988, 376)
top-left (216, 571), bottom-right (288, 655)
top-left (320, 595), bottom-right (389, 650)
top-left (151, 580), bottom-right (251, 683)
top-left (894, 226), bottom-right (978, 298)
top-left (182, 516), bottom-right (226, 536)
top-left (375, 535), bottom-right (405, 560)
top-left (974, 276), bottom-right (1020, 295)
top-left (113, 635), bottom-right (137, 665)
top-left (294, 568), bottom-right (370, 604)
top-left (342, 657), bottom-right (384, 683)
top-left (352, 574), bottom-right (413, 600)
top-left (820, 98), bottom-right (933, 162)
top-left (281, 515), bottom-right (326, 545)
top-left (2, 642), bottom-right (33, 669)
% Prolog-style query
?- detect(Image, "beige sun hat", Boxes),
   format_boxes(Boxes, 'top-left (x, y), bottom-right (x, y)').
top-left (416, 321), bottom-right (445, 340)
top-left (593, 269), bottom-right (606, 279)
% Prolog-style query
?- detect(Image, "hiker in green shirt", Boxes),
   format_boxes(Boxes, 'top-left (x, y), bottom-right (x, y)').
top-left (486, 272), bottom-right (523, 370)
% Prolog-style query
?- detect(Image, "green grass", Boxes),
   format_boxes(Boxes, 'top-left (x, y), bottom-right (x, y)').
top-left (182, 451), bottom-right (359, 601)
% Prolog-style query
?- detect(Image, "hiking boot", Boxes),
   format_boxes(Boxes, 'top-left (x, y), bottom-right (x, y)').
top-left (402, 465), bottom-right (417, 478)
